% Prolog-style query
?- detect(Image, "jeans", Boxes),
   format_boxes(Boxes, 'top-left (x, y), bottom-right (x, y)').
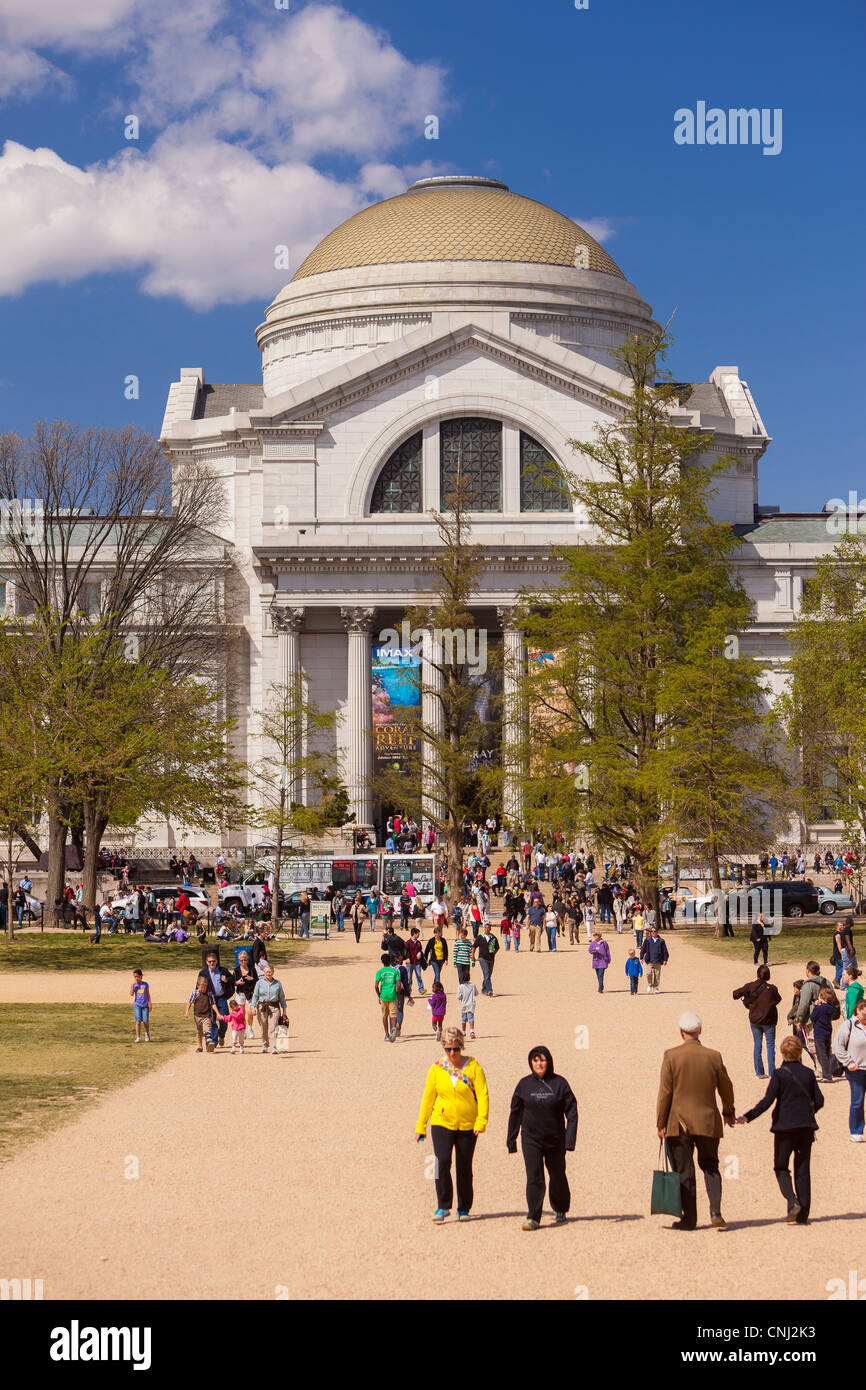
top-left (773, 1128), bottom-right (813, 1220)
top-left (512, 932), bottom-right (520, 951)
top-left (211, 995), bottom-right (230, 1046)
top-left (628, 975), bottom-right (639, 994)
top-left (846, 1069), bottom-right (866, 1135)
top-left (634, 930), bottom-right (644, 949)
top-left (753, 939), bottom-right (769, 965)
top-left (836, 949), bottom-right (856, 986)
top-left (430, 959), bottom-right (443, 985)
top-left (503, 934), bottom-right (512, 949)
top-left (521, 1139), bottom-right (570, 1223)
top-left (546, 926), bottom-right (557, 951)
top-left (430, 1125), bottom-right (477, 1212)
top-left (298, 912), bottom-right (310, 939)
top-left (335, 910), bottom-right (344, 932)
top-left (814, 1036), bottom-right (834, 1080)
top-left (594, 967), bottom-right (606, 992)
top-left (479, 958), bottom-right (493, 994)
top-left (599, 904), bottom-right (611, 923)
top-left (750, 1022), bottom-right (776, 1076)
top-left (411, 962), bottom-right (425, 993)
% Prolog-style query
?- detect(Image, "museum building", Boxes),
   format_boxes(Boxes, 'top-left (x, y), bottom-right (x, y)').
top-left (159, 175), bottom-right (838, 845)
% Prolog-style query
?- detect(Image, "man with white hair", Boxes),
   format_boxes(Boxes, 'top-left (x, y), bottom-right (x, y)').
top-left (656, 1012), bottom-right (736, 1231)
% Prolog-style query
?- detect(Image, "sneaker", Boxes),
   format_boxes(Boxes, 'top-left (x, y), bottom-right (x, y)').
top-left (133, 1037), bottom-right (141, 1044)
top-left (849, 1134), bottom-right (865, 1142)
top-left (195, 1046), bottom-right (203, 1053)
top-left (230, 1046), bottom-right (236, 1054)
top-left (432, 1210), bottom-right (449, 1223)
top-left (470, 1030), bottom-right (476, 1039)
top-left (206, 1041), bottom-right (215, 1053)
top-left (522, 1219), bottom-right (540, 1231)
top-left (144, 1033), bottom-right (150, 1042)
top-left (554, 1212), bottom-right (567, 1224)
top-left (261, 1045), bottom-right (269, 1054)
top-left (247, 1027), bottom-right (254, 1039)
top-left (218, 1037), bottom-right (225, 1047)
top-left (457, 1211), bottom-right (470, 1221)
top-left (786, 1204), bottom-right (802, 1224)
top-left (711, 1214), bottom-right (727, 1230)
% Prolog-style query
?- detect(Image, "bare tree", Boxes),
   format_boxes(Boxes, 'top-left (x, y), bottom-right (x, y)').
top-left (0, 421), bottom-right (230, 917)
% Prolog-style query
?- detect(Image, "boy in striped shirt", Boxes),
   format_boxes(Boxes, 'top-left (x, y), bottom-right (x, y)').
top-left (453, 926), bottom-right (473, 983)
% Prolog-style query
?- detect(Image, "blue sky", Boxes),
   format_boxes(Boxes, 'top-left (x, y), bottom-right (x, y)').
top-left (1, 0), bottom-right (863, 510)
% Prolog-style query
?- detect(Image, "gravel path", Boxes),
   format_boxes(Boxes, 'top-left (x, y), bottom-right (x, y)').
top-left (1, 930), bottom-right (862, 1300)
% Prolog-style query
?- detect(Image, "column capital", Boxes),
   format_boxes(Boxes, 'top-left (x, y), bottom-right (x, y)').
top-left (270, 604), bottom-right (305, 633)
top-left (340, 605), bottom-right (376, 634)
top-left (496, 604), bottom-right (522, 631)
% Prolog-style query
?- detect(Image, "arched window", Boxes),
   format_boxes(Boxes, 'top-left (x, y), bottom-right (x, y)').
top-left (440, 418), bottom-right (502, 512)
top-left (519, 432), bottom-right (571, 512)
top-left (370, 431), bottom-right (423, 512)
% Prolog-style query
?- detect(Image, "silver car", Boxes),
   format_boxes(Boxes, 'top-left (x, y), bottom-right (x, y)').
top-left (817, 886), bottom-right (855, 916)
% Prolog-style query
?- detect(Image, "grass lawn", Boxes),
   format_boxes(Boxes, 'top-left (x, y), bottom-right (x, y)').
top-left (685, 918), bottom-right (857, 968)
top-left (0, 1004), bottom-right (193, 1159)
top-left (0, 931), bottom-right (308, 973)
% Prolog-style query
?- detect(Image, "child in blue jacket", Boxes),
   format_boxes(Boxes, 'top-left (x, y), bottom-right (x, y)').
top-left (625, 949), bottom-right (643, 996)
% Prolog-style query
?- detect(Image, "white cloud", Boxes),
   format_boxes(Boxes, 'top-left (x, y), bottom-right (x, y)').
top-left (0, 47), bottom-right (70, 101)
top-left (0, 136), bottom-right (401, 309)
top-left (0, 4), bottom-right (451, 305)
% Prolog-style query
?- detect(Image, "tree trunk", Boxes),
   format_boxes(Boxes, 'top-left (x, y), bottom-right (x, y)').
top-left (13, 823), bottom-right (42, 861)
top-left (46, 803), bottom-right (68, 926)
top-left (6, 825), bottom-right (15, 942)
top-left (710, 843), bottom-right (725, 939)
top-left (271, 788), bottom-right (285, 931)
top-left (82, 799), bottom-right (108, 913)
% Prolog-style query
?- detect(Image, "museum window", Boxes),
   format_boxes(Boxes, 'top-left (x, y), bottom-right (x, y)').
top-left (519, 432), bottom-right (571, 511)
top-left (370, 431), bottom-right (423, 513)
top-left (440, 417), bottom-right (502, 512)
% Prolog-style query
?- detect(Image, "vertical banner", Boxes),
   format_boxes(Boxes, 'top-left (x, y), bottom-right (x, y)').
top-left (372, 643), bottom-right (421, 771)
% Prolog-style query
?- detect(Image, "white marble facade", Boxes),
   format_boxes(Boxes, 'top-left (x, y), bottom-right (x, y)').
top-left (159, 177), bottom-right (840, 846)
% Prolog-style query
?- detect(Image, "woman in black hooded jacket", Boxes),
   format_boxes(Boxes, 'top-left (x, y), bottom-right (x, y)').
top-left (507, 1045), bottom-right (578, 1230)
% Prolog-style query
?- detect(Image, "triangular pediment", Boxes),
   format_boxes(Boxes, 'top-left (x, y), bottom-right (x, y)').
top-left (250, 319), bottom-right (630, 426)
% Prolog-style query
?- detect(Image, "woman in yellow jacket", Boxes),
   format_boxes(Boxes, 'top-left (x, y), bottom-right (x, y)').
top-left (416, 1026), bottom-right (489, 1222)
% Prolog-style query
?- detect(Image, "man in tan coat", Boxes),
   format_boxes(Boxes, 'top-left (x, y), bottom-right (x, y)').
top-left (656, 1011), bottom-right (736, 1230)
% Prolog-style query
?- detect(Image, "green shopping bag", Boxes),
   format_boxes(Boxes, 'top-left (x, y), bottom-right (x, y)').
top-left (651, 1139), bottom-right (682, 1217)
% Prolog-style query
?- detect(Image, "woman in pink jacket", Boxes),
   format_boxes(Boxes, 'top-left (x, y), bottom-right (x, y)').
top-left (588, 931), bottom-right (611, 992)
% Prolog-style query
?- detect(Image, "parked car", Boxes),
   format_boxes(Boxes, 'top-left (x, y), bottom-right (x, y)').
top-left (112, 885), bottom-right (210, 920)
top-left (750, 880), bottom-right (820, 918)
top-left (816, 885), bottom-right (855, 916)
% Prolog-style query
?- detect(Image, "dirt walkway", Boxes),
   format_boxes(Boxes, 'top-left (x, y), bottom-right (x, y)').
top-left (1, 930), bottom-right (862, 1300)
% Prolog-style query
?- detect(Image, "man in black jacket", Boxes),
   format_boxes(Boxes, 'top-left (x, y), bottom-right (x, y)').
top-left (197, 953), bottom-right (236, 1048)
top-left (507, 1046), bottom-right (578, 1231)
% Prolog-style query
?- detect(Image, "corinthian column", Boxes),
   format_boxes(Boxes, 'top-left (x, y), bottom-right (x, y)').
top-left (269, 604), bottom-right (305, 802)
top-left (341, 606), bottom-right (376, 827)
top-left (498, 605), bottom-right (527, 830)
top-left (421, 626), bottom-right (445, 828)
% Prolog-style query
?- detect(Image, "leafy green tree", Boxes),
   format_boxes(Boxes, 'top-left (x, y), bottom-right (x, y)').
top-left (660, 607), bottom-right (791, 931)
top-left (374, 475), bottom-right (500, 911)
top-left (251, 679), bottom-right (343, 927)
top-left (779, 531), bottom-right (866, 843)
top-left (518, 326), bottom-right (772, 907)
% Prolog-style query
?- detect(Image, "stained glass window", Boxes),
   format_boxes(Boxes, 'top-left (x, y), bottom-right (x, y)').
top-left (440, 418), bottom-right (502, 512)
top-left (519, 432), bottom-right (571, 512)
top-left (370, 431), bottom-right (423, 513)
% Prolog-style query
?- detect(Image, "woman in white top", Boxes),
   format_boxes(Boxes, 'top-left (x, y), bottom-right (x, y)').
top-left (544, 906), bottom-right (559, 952)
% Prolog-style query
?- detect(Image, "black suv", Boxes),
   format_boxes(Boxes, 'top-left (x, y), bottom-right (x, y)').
top-left (750, 880), bottom-right (820, 918)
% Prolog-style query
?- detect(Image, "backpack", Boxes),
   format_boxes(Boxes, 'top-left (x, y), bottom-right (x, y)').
top-left (487, 933), bottom-right (499, 955)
